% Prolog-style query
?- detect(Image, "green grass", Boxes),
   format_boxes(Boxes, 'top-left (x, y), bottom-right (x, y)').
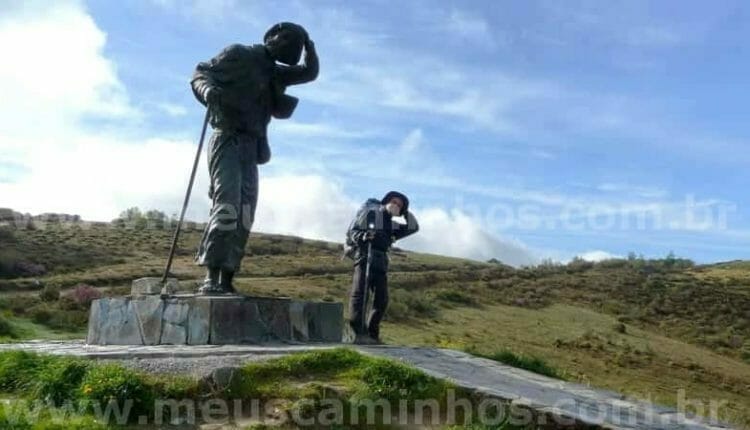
top-left (467, 348), bottom-right (565, 380)
top-left (0, 402), bottom-right (107, 430)
top-left (228, 348), bottom-right (456, 407)
top-left (0, 302), bottom-right (87, 341)
top-left (0, 314), bottom-right (19, 339)
top-left (0, 350), bottom-right (204, 425)
top-left (0, 348), bottom-right (496, 428)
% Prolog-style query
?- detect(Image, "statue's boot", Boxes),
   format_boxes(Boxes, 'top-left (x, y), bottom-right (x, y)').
top-left (219, 270), bottom-right (237, 294)
top-left (198, 267), bottom-right (222, 295)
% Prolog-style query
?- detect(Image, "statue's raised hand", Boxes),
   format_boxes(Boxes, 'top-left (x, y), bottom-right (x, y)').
top-left (204, 86), bottom-right (223, 107)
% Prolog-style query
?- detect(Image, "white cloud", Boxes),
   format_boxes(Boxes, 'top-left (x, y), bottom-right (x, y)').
top-left (306, 61), bottom-right (548, 135)
top-left (254, 175), bottom-right (356, 241)
top-left (155, 102), bottom-right (188, 117)
top-left (0, 134), bottom-right (210, 221)
top-left (0, 1), bottom-right (205, 221)
top-left (0, 1), bottom-right (136, 139)
top-left (400, 208), bottom-right (537, 266)
top-left (0, 0), bottom-right (142, 186)
top-left (577, 250), bottom-right (621, 262)
top-left (399, 128), bottom-right (423, 153)
top-left (273, 121), bottom-right (374, 140)
top-left (444, 9), bottom-right (495, 49)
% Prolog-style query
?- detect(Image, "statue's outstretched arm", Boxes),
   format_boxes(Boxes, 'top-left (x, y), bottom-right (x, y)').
top-left (275, 39), bottom-right (319, 87)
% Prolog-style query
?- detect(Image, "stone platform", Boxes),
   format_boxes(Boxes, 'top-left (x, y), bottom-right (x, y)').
top-left (86, 294), bottom-right (343, 345)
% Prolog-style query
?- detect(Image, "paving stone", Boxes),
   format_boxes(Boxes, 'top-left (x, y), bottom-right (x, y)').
top-left (210, 297), bottom-right (270, 344)
top-left (188, 297), bottom-right (211, 345)
top-left (98, 298), bottom-right (143, 345)
top-left (85, 299), bottom-right (103, 344)
top-left (132, 296), bottom-right (164, 345)
top-left (291, 301), bottom-right (343, 342)
top-left (254, 297), bottom-right (293, 341)
top-left (160, 299), bottom-right (190, 344)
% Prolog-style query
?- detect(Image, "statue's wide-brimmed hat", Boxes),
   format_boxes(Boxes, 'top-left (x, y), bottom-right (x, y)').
top-left (263, 22), bottom-right (308, 43)
top-left (381, 191), bottom-right (409, 214)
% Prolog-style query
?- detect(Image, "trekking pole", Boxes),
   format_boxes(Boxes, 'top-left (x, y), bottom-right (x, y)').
top-left (161, 108), bottom-right (211, 284)
top-left (361, 209), bottom-right (377, 335)
top-left (362, 239), bottom-right (373, 334)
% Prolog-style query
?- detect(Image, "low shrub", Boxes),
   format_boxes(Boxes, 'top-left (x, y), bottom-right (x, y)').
top-left (0, 351), bottom-right (51, 392)
top-left (0, 295), bottom-right (37, 316)
top-left (387, 289), bottom-right (439, 321)
top-left (435, 289), bottom-right (477, 306)
top-left (0, 351), bottom-right (202, 425)
top-left (0, 313), bottom-right (17, 338)
top-left (80, 363), bottom-right (154, 418)
top-left (36, 357), bottom-right (91, 405)
top-left (39, 284), bottom-right (60, 302)
top-left (384, 299), bottom-right (409, 322)
top-left (68, 284), bottom-right (102, 308)
top-left (29, 304), bottom-right (53, 325)
top-left (0, 404), bottom-right (31, 430)
top-left (147, 374), bottom-right (201, 400)
top-left (13, 261), bottom-right (47, 277)
top-left (28, 304), bottom-right (88, 332)
top-left (613, 322), bottom-right (627, 334)
top-left (28, 415), bottom-right (106, 430)
top-left (0, 399), bottom-right (106, 430)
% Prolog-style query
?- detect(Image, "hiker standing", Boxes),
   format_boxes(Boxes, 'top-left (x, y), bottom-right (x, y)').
top-left (345, 191), bottom-right (419, 343)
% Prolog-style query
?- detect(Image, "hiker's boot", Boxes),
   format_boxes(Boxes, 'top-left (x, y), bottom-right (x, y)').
top-left (353, 334), bottom-right (380, 345)
top-left (219, 270), bottom-right (237, 294)
top-left (197, 267), bottom-right (222, 295)
top-left (367, 327), bottom-right (383, 345)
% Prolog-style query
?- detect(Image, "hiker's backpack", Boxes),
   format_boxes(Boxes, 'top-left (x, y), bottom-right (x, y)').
top-left (343, 198), bottom-right (381, 259)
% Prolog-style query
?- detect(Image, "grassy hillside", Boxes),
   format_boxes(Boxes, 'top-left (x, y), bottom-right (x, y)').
top-left (1, 217), bottom-right (749, 426)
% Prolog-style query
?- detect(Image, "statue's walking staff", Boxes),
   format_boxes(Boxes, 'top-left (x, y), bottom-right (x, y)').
top-left (161, 108), bottom-right (211, 287)
top-left (362, 210), bottom-right (377, 334)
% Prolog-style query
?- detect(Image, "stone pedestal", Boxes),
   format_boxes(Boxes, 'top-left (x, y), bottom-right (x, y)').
top-left (86, 295), bottom-right (344, 345)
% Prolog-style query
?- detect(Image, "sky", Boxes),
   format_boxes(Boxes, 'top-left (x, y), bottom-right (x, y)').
top-left (0, 0), bottom-right (748, 265)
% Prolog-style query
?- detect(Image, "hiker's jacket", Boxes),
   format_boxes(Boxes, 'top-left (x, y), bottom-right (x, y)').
top-left (345, 199), bottom-right (420, 267)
